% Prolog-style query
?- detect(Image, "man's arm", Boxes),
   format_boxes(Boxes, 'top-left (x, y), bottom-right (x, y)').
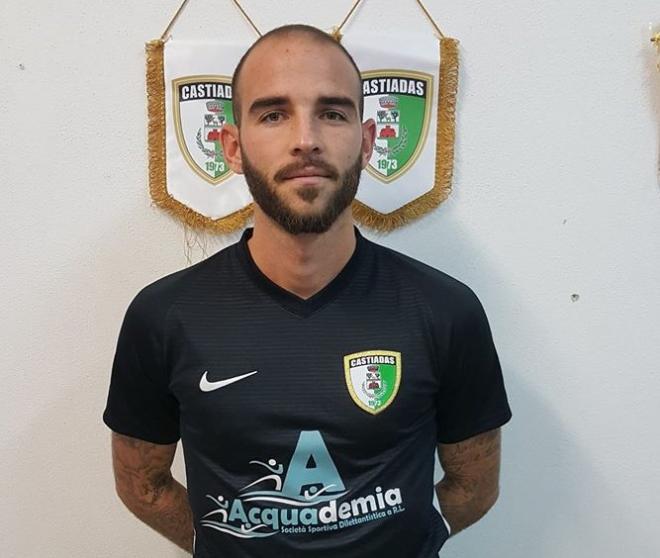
top-left (111, 432), bottom-right (194, 554)
top-left (435, 427), bottom-right (502, 537)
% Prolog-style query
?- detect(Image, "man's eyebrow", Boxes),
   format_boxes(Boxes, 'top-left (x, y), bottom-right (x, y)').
top-left (248, 96), bottom-right (290, 114)
top-left (318, 96), bottom-right (358, 112)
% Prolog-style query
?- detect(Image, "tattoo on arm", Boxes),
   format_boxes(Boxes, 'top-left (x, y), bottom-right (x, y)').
top-left (112, 433), bottom-right (194, 554)
top-left (435, 428), bottom-right (502, 537)
top-left (112, 433), bottom-right (177, 504)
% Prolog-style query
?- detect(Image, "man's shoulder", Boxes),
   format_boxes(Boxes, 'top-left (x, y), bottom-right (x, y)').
top-left (126, 242), bottom-right (237, 322)
top-left (366, 237), bottom-right (483, 314)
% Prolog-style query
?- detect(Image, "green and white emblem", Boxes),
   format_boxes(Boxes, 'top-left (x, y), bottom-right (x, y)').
top-left (362, 70), bottom-right (433, 183)
top-left (344, 350), bottom-right (401, 415)
top-left (172, 75), bottom-right (235, 185)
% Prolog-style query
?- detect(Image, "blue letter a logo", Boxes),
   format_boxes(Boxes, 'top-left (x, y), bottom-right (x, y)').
top-left (280, 431), bottom-right (346, 501)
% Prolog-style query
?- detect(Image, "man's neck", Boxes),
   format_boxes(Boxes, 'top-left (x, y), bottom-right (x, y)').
top-left (247, 209), bottom-right (357, 300)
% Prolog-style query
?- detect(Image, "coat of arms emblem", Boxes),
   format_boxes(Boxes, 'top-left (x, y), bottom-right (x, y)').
top-left (172, 75), bottom-right (235, 185)
top-left (362, 70), bottom-right (433, 183)
top-left (343, 350), bottom-right (401, 415)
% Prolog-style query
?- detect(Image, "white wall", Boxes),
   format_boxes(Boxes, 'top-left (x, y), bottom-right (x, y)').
top-left (3, 1), bottom-right (659, 556)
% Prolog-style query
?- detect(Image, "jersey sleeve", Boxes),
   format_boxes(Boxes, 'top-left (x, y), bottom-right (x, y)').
top-left (435, 291), bottom-right (512, 444)
top-left (102, 289), bottom-right (181, 444)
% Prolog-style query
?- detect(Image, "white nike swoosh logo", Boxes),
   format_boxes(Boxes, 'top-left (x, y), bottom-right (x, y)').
top-left (199, 370), bottom-right (259, 392)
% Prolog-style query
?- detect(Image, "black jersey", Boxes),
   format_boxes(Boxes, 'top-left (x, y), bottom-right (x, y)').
top-left (103, 227), bottom-right (512, 557)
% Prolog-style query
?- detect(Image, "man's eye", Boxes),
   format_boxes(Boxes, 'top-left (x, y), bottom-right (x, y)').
top-left (262, 112), bottom-right (284, 123)
top-left (323, 111), bottom-right (346, 121)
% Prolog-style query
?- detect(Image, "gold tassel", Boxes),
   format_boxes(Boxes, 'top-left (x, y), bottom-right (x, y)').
top-left (146, 40), bottom-right (254, 233)
top-left (330, 26), bottom-right (343, 42)
top-left (653, 32), bottom-right (660, 71)
top-left (352, 37), bottom-right (459, 232)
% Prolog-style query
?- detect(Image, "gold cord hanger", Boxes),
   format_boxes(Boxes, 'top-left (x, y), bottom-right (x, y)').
top-left (160, 0), bottom-right (262, 42)
top-left (332, 0), bottom-right (446, 42)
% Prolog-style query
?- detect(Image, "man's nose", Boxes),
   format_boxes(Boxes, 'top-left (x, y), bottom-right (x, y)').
top-left (290, 115), bottom-right (322, 156)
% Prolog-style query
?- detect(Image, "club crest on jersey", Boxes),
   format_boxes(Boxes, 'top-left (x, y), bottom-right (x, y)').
top-left (362, 70), bottom-right (433, 183)
top-left (343, 350), bottom-right (401, 415)
top-left (172, 76), bottom-right (235, 185)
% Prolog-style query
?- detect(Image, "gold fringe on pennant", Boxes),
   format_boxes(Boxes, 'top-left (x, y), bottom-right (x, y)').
top-left (652, 32), bottom-right (660, 71)
top-left (146, 39), bottom-right (253, 233)
top-left (352, 37), bottom-right (459, 232)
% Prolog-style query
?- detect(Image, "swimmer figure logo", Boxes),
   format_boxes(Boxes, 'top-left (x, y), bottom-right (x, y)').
top-left (201, 430), bottom-right (405, 539)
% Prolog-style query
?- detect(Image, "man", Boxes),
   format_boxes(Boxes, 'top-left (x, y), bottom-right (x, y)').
top-left (104, 24), bottom-right (512, 557)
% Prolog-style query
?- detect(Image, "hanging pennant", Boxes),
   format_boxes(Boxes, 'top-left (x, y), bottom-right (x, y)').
top-left (146, 0), bottom-right (260, 233)
top-left (148, 39), bottom-right (254, 232)
top-left (338, 1), bottom-right (459, 231)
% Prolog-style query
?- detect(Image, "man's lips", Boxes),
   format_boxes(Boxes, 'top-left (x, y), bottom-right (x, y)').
top-left (274, 160), bottom-right (339, 183)
top-left (281, 167), bottom-right (332, 180)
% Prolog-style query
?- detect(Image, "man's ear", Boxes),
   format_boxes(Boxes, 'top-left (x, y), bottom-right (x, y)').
top-left (220, 124), bottom-right (243, 174)
top-left (360, 118), bottom-right (377, 169)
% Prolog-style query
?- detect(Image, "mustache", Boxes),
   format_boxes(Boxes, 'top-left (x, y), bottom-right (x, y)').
top-left (273, 157), bottom-right (340, 183)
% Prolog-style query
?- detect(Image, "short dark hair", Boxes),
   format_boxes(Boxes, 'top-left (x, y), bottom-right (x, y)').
top-left (231, 24), bottom-right (364, 125)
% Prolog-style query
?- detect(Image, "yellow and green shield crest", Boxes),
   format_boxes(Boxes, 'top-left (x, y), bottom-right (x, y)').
top-left (362, 70), bottom-right (433, 183)
top-left (344, 350), bottom-right (402, 415)
top-left (172, 75), bottom-right (235, 185)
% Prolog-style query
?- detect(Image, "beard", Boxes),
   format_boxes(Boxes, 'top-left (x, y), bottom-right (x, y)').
top-left (242, 150), bottom-right (363, 235)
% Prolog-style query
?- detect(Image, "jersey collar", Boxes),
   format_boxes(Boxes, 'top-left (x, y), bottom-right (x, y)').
top-left (236, 226), bottom-right (367, 318)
